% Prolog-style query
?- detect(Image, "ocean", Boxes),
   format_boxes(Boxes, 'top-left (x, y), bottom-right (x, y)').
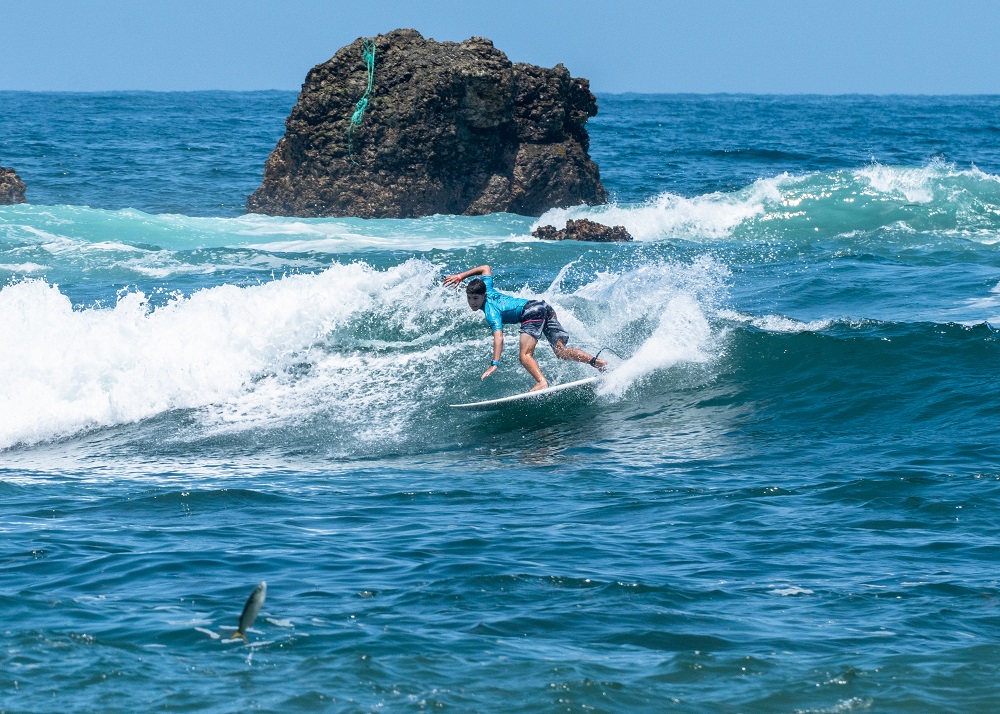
top-left (1, 91), bottom-right (999, 712)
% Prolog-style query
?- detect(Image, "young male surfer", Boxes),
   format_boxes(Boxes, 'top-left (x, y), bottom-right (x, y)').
top-left (443, 265), bottom-right (607, 391)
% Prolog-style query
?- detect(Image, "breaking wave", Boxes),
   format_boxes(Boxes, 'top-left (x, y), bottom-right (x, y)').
top-left (537, 160), bottom-right (1000, 243)
top-left (0, 257), bottom-right (725, 450)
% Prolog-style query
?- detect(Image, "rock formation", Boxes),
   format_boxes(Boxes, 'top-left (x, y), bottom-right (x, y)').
top-left (248, 29), bottom-right (607, 218)
top-left (0, 166), bottom-right (26, 205)
top-left (532, 218), bottom-right (632, 242)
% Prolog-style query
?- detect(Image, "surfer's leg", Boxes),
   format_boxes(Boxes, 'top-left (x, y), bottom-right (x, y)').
top-left (519, 333), bottom-right (548, 391)
top-left (551, 340), bottom-right (607, 371)
top-left (540, 307), bottom-right (605, 371)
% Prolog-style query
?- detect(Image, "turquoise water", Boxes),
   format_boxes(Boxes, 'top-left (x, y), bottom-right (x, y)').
top-left (2, 92), bottom-right (1000, 712)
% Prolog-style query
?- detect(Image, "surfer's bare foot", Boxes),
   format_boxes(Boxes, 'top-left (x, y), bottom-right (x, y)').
top-left (594, 359), bottom-right (608, 372)
top-left (529, 380), bottom-right (549, 392)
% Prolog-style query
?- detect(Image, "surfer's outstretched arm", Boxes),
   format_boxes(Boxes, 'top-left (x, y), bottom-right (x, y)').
top-left (443, 264), bottom-right (491, 287)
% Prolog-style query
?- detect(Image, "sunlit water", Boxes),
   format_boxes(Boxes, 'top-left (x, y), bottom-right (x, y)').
top-left (1, 92), bottom-right (999, 712)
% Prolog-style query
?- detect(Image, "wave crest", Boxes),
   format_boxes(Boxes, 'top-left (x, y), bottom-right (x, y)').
top-left (536, 161), bottom-right (1000, 243)
top-left (0, 256), bottom-right (725, 450)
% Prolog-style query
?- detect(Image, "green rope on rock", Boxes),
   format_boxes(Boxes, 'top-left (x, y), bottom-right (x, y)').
top-left (347, 39), bottom-right (376, 163)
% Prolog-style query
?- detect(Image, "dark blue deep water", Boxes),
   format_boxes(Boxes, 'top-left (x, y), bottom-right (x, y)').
top-left (1, 92), bottom-right (1000, 712)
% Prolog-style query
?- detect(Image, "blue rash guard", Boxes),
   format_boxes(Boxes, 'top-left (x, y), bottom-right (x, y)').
top-left (481, 275), bottom-right (530, 333)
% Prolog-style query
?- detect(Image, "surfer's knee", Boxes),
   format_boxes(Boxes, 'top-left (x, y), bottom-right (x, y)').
top-left (552, 340), bottom-right (569, 359)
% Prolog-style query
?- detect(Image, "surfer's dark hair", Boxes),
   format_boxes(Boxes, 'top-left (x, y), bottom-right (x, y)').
top-left (466, 278), bottom-right (487, 296)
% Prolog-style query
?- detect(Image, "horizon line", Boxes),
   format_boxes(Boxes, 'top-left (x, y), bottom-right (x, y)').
top-left (2, 89), bottom-right (1000, 98)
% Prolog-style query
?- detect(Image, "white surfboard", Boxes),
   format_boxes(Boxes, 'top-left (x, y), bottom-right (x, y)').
top-left (449, 377), bottom-right (600, 411)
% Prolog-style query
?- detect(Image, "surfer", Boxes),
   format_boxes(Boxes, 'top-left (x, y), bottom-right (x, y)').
top-left (443, 265), bottom-right (607, 391)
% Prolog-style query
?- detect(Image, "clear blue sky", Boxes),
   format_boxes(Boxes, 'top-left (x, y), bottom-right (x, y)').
top-left (5, 0), bottom-right (999, 93)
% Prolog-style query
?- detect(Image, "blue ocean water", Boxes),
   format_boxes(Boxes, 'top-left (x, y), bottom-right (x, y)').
top-left (2, 91), bottom-right (1000, 712)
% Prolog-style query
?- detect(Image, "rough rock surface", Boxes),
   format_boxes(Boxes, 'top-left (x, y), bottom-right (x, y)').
top-left (0, 166), bottom-right (26, 205)
top-left (248, 29), bottom-right (607, 218)
top-left (532, 218), bottom-right (632, 242)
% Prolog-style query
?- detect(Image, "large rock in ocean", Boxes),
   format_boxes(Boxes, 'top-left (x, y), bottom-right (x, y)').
top-left (248, 29), bottom-right (607, 218)
top-left (0, 166), bottom-right (26, 205)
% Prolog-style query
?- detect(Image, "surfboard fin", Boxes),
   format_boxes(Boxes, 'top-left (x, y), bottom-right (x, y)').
top-left (228, 631), bottom-right (248, 643)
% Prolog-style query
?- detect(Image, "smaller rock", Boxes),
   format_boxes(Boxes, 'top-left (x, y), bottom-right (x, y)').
top-left (532, 218), bottom-right (632, 242)
top-left (0, 166), bottom-right (27, 205)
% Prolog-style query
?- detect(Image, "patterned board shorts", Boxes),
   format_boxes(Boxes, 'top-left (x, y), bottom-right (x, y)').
top-left (519, 300), bottom-right (570, 346)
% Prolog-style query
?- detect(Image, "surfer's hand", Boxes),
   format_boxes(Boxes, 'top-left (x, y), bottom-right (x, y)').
top-left (481, 364), bottom-right (497, 380)
top-left (443, 273), bottom-right (463, 288)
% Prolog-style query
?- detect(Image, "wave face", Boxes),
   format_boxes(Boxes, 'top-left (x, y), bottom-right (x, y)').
top-left (2, 93), bottom-right (1000, 713)
top-left (0, 255), bottom-right (725, 450)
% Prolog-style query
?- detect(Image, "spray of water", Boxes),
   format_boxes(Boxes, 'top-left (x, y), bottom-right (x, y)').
top-left (0, 255), bottom-right (727, 450)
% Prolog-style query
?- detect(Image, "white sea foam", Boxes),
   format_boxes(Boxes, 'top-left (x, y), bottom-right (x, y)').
top-left (769, 586), bottom-right (814, 596)
top-left (244, 232), bottom-right (529, 254)
top-left (856, 162), bottom-right (939, 203)
top-left (533, 162), bottom-right (1000, 243)
top-left (536, 176), bottom-right (787, 241)
top-left (716, 309), bottom-right (833, 333)
top-left (542, 256), bottom-right (725, 398)
top-left (3, 205), bottom-right (534, 264)
top-left (195, 257), bottom-right (725, 439)
top-left (596, 294), bottom-right (714, 398)
top-left (795, 698), bottom-right (873, 714)
top-left (0, 263), bottom-right (47, 274)
top-left (0, 253), bottom-right (726, 449)
top-left (0, 260), bottom-right (436, 449)
top-left (23, 231), bottom-right (147, 256)
top-left (6, 162), bottom-right (1000, 267)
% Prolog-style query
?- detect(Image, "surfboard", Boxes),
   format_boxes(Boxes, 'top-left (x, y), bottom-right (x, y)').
top-left (449, 377), bottom-right (600, 411)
